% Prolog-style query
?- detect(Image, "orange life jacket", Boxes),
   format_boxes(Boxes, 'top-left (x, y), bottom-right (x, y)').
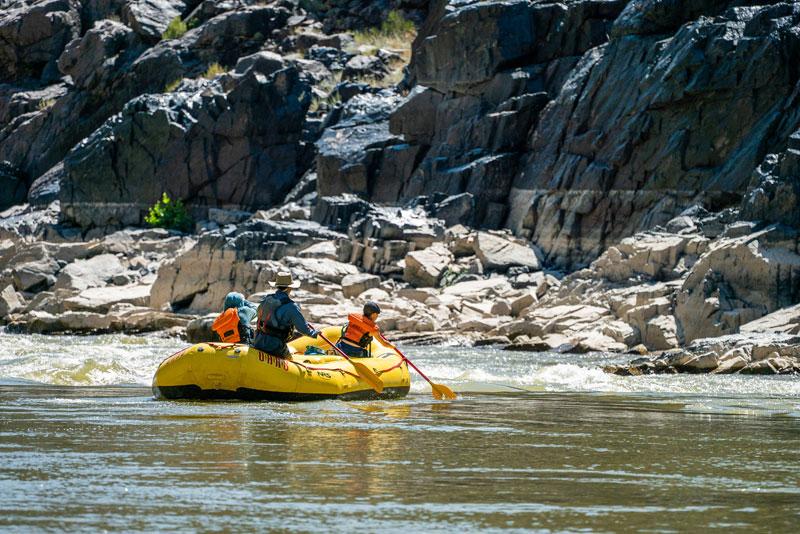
top-left (342, 313), bottom-right (378, 348)
top-left (212, 308), bottom-right (240, 343)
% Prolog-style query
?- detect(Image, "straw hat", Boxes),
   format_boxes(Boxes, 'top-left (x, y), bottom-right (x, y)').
top-left (269, 271), bottom-right (301, 288)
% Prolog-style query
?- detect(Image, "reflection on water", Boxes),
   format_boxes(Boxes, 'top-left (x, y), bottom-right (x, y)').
top-left (0, 388), bottom-right (799, 532)
top-left (1, 333), bottom-right (800, 532)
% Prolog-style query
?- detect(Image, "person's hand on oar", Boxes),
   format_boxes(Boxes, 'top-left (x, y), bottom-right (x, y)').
top-left (377, 333), bottom-right (457, 400)
top-left (310, 324), bottom-right (384, 393)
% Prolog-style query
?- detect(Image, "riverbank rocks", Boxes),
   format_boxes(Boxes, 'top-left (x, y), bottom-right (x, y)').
top-left (341, 273), bottom-right (380, 298)
top-left (740, 303), bottom-right (800, 335)
top-left (63, 284), bottom-right (152, 313)
top-left (53, 254), bottom-right (125, 291)
top-left (149, 219), bottom-right (346, 311)
top-left (4, 306), bottom-right (191, 334)
top-left (474, 232), bottom-right (542, 273)
top-left (403, 244), bottom-right (453, 287)
top-left (606, 333), bottom-right (800, 376)
top-left (0, 284), bottom-right (25, 316)
top-left (676, 226), bottom-right (800, 343)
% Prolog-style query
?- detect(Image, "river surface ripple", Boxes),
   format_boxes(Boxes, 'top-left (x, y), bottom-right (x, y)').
top-left (1, 332), bottom-right (799, 533)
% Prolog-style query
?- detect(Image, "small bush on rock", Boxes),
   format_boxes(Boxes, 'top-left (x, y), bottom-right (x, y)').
top-left (354, 10), bottom-right (416, 49)
top-left (162, 17), bottom-right (187, 40)
top-left (164, 77), bottom-right (182, 92)
top-left (37, 98), bottom-right (55, 111)
top-left (202, 62), bottom-right (229, 79)
top-left (146, 193), bottom-right (192, 233)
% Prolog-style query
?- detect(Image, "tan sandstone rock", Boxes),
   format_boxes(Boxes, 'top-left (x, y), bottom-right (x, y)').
top-left (740, 302), bottom-right (800, 335)
top-left (474, 232), bottom-right (541, 272)
top-left (340, 273), bottom-right (381, 298)
top-left (403, 244), bottom-right (453, 287)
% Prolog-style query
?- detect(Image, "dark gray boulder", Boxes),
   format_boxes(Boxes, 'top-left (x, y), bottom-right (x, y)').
top-left (234, 50), bottom-right (285, 76)
top-left (0, 160), bottom-right (28, 210)
top-left (121, 0), bottom-right (192, 44)
top-left (78, 0), bottom-right (129, 27)
top-left (61, 67), bottom-right (311, 228)
top-left (27, 161), bottom-right (62, 206)
top-left (305, 45), bottom-right (354, 72)
top-left (739, 131), bottom-right (800, 229)
top-left (0, 81), bottom-right (68, 131)
top-left (343, 54), bottom-right (389, 80)
top-left (316, 90), bottom-right (411, 201)
top-left (0, 0), bottom-right (82, 83)
top-left (0, 5), bottom-right (290, 187)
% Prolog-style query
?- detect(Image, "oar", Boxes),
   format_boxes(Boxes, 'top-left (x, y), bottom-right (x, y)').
top-left (311, 325), bottom-right (384, 393)
top-left (378, 333), bottom-right (457, 400)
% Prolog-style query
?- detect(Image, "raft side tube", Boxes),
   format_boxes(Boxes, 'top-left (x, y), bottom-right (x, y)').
top-left (152, 329), bottom-right (410, 401)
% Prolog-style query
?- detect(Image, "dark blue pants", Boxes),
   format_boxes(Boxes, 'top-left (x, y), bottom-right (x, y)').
top-left (335, 341), bottom-right (368, 358)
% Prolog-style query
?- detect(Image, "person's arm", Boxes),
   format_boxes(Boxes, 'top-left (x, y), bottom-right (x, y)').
top-left (364, 320), bottom-right (393, 347)
top-left (285, 304), bottom-right (318, 337)
top-left (375, 330), bottom-right (394, 348)
top-left (238, 306), bottom-right (257, 325)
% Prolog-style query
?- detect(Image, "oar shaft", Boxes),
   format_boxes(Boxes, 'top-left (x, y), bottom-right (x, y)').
top-left (400, 352), bottom-right (432, 382)
top-left (318, 332), bottom-right (352, 361)
top-left (308, 323), bottom-right (350, 359)
top-left (378, 333), bottom-right (455, 400)
top-left (312, 325), bottom-right (384, 393)
top-left (379, 333), bottom-right (430, 381)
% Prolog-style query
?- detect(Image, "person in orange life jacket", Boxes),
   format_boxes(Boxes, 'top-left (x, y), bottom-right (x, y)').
top-left (219, 292), bottom-right (258, 344)
top-left (335, 301), bottom-right (385, 358)
top-left (253, 272), bottom-right (319, 358)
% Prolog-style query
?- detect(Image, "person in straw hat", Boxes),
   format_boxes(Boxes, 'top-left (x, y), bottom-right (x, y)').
top-left (253, 271), bottom-right (319, 358)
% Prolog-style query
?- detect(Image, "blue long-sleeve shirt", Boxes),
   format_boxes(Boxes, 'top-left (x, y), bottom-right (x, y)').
top-left (253, 291), bottom-right (316, 353)
top-left (272, 293), bottom-right (316, 337)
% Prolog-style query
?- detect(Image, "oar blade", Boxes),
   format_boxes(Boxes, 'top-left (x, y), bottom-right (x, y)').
top-left (352, 361), bottom-right (384, 393)
top-left (432, 382), bottom-right (457, 400)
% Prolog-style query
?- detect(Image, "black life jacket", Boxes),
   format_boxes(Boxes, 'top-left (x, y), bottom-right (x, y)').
top-left (256, 294), bottom-right (294, 341)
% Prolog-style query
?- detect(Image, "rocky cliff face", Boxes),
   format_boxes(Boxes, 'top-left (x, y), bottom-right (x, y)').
top-left (360, 0), bottom-right (800, 269)
top-left (62, 65), bottom-right (311, 227)
top-left (0, 0), bottom-right (425, 217)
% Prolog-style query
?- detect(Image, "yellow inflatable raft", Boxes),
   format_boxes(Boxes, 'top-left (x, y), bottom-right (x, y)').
top-left (152, 326), bottom-right (410, 401)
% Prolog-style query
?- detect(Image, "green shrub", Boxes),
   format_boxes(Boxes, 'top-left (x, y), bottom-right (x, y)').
top-left (164, 77), bottom-right (182, 92)
top-left (382, 10), bottom-right (416, 37)
top-left (145, 193), bottom-right (193, 233)
top-left (202, 62), bottom-right (228, 79)
top-left (37, 98), bottom-right (55, 111)
top-left (353, 10), bottom-right (416, 49)
top-left (162, 17), bottom-right (187, 40)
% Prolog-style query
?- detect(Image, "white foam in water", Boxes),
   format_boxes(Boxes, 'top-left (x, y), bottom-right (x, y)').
top-left (4, 332), bottom-right (800, 410)
top-left (0, 331), bottom-right (184, 386)
top-left (524, 363), bottom-right (619, 392)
